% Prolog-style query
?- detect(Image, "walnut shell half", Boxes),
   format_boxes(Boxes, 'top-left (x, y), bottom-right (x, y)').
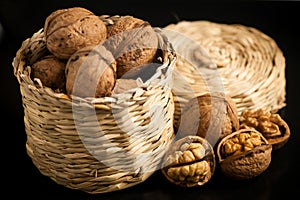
top-left (177, 92), bottom-right (240, 146)
top-left (239, 109), bottom-right (291, 150)
top-left (216, 128), bottom-right (272, 180)
top-left (161, 135), bottom-right (216, 187)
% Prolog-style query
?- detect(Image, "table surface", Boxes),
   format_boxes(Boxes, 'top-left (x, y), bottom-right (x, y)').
top-left (1, 1), bottom-right (299, 199)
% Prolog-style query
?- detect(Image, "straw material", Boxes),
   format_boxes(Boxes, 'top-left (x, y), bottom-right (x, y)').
top-left (164, 20), bottom-right (286, 129)
top-left (13, 15), bottom-right (176, 194)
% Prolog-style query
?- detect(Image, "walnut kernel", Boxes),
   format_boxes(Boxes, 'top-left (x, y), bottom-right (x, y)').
top-left (240, 109), bottom-right (291, 150)
top-left (220, 130), bottom-right (263, 157)
top-left (161, 136), bottom-right (216, 187)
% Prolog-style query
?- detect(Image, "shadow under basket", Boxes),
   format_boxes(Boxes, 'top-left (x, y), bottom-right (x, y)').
top-left (12, 15), bottom-right (177, 194)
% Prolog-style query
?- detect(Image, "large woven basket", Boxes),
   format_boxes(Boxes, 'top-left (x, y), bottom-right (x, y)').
top-left (163, 20), bottom-right (286, 129)
top-left (12, 15), bottom-right (176, 194)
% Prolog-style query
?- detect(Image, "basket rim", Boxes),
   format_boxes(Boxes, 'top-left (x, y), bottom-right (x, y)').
top-left (12, 15), bottom-right (177, 105)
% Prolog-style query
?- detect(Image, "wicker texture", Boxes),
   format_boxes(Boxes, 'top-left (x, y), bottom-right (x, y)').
top-left (164, 20), bottom-right (286, 129)
top-left (13, 15), bottom-right (176, 194)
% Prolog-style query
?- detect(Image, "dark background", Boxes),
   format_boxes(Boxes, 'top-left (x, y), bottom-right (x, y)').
top-left (0, 0), bottom-right (299, 199)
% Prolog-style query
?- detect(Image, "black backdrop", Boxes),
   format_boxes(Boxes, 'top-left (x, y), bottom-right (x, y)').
top-left (0, 1), bottom-right (299, 199)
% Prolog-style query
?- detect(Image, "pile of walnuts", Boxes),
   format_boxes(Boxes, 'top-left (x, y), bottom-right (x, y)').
top-left (30, 7), bottom-right (160, 98)
top-left (161, 93), bottom-right (291, 187)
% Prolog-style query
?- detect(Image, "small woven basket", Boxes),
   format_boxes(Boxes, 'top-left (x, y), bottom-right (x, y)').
top-left (13, 15), bottom-right (176, 194)
top-left (164, 20), bottom-right (286, 129)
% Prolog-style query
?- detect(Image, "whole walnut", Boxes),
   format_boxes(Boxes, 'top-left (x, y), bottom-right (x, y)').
top-left (65, 45), bottom-right (117, 98)
top-left (31, 54), bottom-right (66, 92)
top-left (44, 7), bottom-right (107, 59)
top-left (104, 16), bottom-right (159, 79)
top-left (177, 92), bottom-right (240, 146)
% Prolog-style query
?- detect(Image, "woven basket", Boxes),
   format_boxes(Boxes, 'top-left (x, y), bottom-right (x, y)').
top-left (164, 20), bottom-right (286, 129)
top-left (12, 15), bottom-right (176, 194)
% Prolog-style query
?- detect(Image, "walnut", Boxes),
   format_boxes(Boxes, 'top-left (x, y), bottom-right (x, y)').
top-left (177, 92), bottom-right (240, 146)
top-left (65, 44), bottom-right (117, 98)
top-left (239, 109), bottom-right (291, 150)
top-left (216, 128), bottom-right (272, 180)
top-left (161, 136), bottom-right (216, 187)
top-left (104, 16), bottom-right (159, 79)
top-left (111, 78), bottom-right (138, 94)
top-left (31, 54), bottom-right (66, 92)
top-left (44, 7), bottom-right (107, 59)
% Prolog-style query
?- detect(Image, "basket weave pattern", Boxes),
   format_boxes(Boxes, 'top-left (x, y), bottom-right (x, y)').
top-left (164, 20), bottom-right (286, 129)
top-left (13, 15), bottom-right (176, 194)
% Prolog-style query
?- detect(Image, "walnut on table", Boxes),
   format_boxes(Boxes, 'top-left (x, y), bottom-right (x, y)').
top-left (177, 92), bottom-right (240, 146)
top-left (216, 128), bottom-right (272, 180)
top-left (161, 135), bottom-right (216, 187)
top-left (239, 109), bottom-right (291, 150)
